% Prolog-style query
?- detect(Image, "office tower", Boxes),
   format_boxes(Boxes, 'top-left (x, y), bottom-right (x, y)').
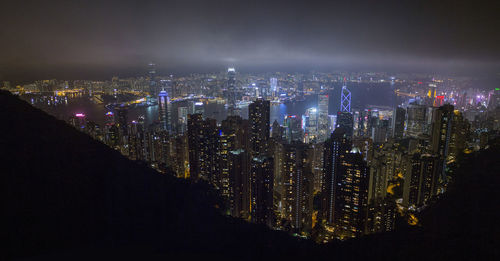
top-left (371, 119), bottom-right (389, 144)
top-left (303, 107), bottom-right (318, 143)
top-left (148, 62), bottom-right (157, 96)
top-left (115, 106), bottom-right (129, 137)
top-left (251, 156), bottom-right (274, 227)
top-left (305, 143), bottom-right (323, 194)
top-left (281, 143), bottom-right (313, 232)
top-left (322, 129), bottom-right (351, 224)
top-left (431, 104), bottom-right (454, 180)
top-left (158, 90), bottom-right (170, 131)
top-left (352, 110), bottom-right (362, 137)
top-left (271, 120), bottom-right (282, 140)
top-left (317, 94), bottom-right (330, 142)
top-left (334, 151), bottom-right (369, 238)
top-left (249, 99), bottom-right (270, 156)
top-left (227, 68), bottom-right (237, 115)
top-left (340, 81), bottom-right (351, 113)
top-left (431, 104), bottom-right (454, 157)
top-left (187, 114), bottom-right (219, 183)
top-left (177, 106), bottom-right (189, 134)
top-left (448, 110), bottom-right (469, 162)
top-left (406, 104), bottom-right (428, 137)
top-left (392, 107), bottom-right (406, 139)
top-left (328, 115), bottom-right (337, 132)
top-left (270, 77), bottom-right (278, 97)
top-left (284, 115), bottom-right (303, 144)
top-left (336, 112), bottom-right (354, 140)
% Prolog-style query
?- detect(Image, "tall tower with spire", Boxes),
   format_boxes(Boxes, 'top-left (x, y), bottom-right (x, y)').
top-left (227, 67), bottom-right (238, 115)
top-left (340, 78), bottom-right (351, 113)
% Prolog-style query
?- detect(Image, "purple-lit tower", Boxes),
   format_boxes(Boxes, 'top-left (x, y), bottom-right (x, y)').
top-left (340, 79), bottom-right (351, 113)
top-left (158, 89), bottom-right (170, 132)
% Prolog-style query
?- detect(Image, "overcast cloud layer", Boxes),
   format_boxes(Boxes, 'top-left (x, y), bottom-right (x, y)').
top-left (1, 0), bottom-right (499, 79)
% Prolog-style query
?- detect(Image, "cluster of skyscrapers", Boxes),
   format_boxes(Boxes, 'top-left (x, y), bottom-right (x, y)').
top-left (31, 68), bottom-right (499, 242)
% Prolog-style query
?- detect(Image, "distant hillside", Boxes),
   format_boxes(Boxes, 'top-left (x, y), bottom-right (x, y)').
top-left (1, 90), bottom-right (498, 260)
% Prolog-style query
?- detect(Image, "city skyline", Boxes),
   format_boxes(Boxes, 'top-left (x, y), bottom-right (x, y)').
top-left (2, 1), bottom-right (499, 259)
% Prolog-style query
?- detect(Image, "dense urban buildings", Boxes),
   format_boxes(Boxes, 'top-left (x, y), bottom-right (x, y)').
top-left (3, 68), bottom-right (499, 242)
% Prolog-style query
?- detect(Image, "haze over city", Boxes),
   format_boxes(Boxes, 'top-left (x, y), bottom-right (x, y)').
top-left (2, 0), bottom-right (500, 80)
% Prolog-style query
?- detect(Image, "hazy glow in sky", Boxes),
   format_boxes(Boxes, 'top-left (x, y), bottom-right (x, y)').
top-left (1, 0), bottom-right (499, 79)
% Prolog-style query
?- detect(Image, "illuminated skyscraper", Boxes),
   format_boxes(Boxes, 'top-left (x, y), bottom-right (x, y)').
top-left (187, 114), bottom-right (203, 181)
top-left (303, 107), bottom-right (318, 143)
top-left (229, 149), bottom-right (251, 218)
top-left (219, 116), bottom-right (250, 217)
top-left (271, 120), bottom-right (282, 140)
top-left (431, 104), bottom-right (454, 179)
top-left (148, 62), bottom-right (157, 97)
top-left (270, 77), bottom-right (278, 97)
top-left (431, 104), bottom-right (454, 157)
top-left (281, 143), bottom-right (313, 232)
top-left (406, 104), bottom-right (428, 137)
top-left (158, 90), bottom-right (170, 132)
top-left (227, 68), bottom-right (237, 115)
top-left (340, 81), bottom-right (351, 113)
top-left (322, 128), bottom-right (351, 224)
top-left (318, 94), bottom-right (330, 142)
top-left (249, 99), bottom-right (270, 156)
top-left (187, 114), bottom-right (219, 183)
top-left (115, 106), bottom-right (129, 136)
top-left (334, 150), bottom-right (369, 238)
top-left (448, 110), bottom-right (469, 162)
top-left (392, 107), bottom-right (406, 139)
top-left (251, 156), bottom-right (274, 227)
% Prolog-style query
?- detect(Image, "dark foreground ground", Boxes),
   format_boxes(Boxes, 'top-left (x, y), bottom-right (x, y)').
top-left (1, 90), bottom-right (499, 260)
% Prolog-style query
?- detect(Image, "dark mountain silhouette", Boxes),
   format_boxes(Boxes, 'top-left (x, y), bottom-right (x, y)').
top-left (1, 90), bottom-right (499, 260)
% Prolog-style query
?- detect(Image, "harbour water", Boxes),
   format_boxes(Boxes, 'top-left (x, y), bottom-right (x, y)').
top-left (22, 82), bottom-right (397, 127)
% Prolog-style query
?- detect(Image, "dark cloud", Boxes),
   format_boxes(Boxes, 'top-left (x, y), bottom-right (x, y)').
top-left (1, 0), bottom-right (499, 79)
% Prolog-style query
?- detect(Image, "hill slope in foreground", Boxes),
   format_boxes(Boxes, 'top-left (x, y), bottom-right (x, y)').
top-left (1, 91), bottom-right (499, 260)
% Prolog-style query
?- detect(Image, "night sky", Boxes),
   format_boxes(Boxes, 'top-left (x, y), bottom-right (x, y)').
top-left (1, 0), bottom-right (499, 79)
